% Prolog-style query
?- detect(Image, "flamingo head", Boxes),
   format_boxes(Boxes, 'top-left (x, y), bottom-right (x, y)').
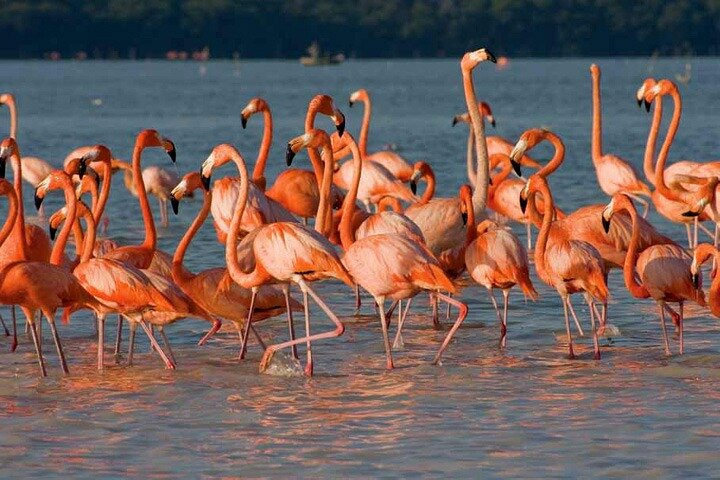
top-left (286, 129), bottom-right (332, 166)
top-left (74, 167), bottom-right (100, 200)
top-left (458, 184), bottom-right (473, 224)
top-left (47, 206), bottom-right (67, 241)
top-left (136, 129), bottom-right (176, 162)
top-left (452, 112), bottom-right (469, 127)
top-left (409, 161), bottom-right (433, 195)
top-left (310, 95), bottom-right (346, 137)
top-left (510, 128), bottom-right (551, 176)
top-left (34, 170), bottom-right (72, 210)
top-left (348, 89), bottom-right (369, 108)
top-left (635, 78), bottom-right (657, 111)
top-left (0, 137), bottom-right (18, 179)
top-left (691, 243), bottom-right (717, 289)
top-left (240, 97), bottom-right (269, 129)
top-left (0, 93), bottom-right (12, 106)
top-left (461, 48), bottom-right (497, 72)
top-left (590, 63), bottom-right (600, 77)
top-left (170, 171), bottom-right (205, 215)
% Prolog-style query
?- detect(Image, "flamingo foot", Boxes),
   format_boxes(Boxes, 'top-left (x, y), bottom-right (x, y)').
top-left (259, 348), bottom-right (276, 373)
top-left (392, 334), bottom-right (404, 350)
top-left (304, 361), bottom-right (314, 377)
top-left (198, 319), bottom-right (222, 346)
top-left (567, 344), bottom-right (576, 360)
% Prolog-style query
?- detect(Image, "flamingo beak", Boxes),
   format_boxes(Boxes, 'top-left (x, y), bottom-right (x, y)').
top-left (644, 100), bottom-right (651, 112)
top-left (348, 100), bottom-right (354, 108)
top-left (164, 140), bottom-right (177, 163)
top-left (49, 225), bottom-right (57, 241)
top-left (682, 210), bottom-right (700, 217)
top-left (333, 109), bottom-right (346, 137)
top-left (511, 159), bottom-right (522, 176)
top-left (461, 211), bottom-right (468, 225)
top-left (637, 97), bottom-right (643, 108)
top-left (78, 157), bottom-right (87, 179)
top-left (519, 192), bottom-right (528, 214)
top-left (602, 216), bottom-right (611, 233)
top-left (171, 196), bottom-right (180, 215)
top-left (488, 116), bottom-right (496, 128)
top-left (692, 272), bottom-right (700, 289)
top-left (0, 157), bottom-right (5, 180)
top-left (34, 189), bottom-right (44, 210)
top-left (485, 49), bottom-right (497, 63)
top-left (200, 169), bottom-right (211, 190)
top-left (286, 144), bottom-right (297, 166)
top-left (452, 116), bottom-right (459, 127)
top-left (241, 116), bottom-right (248, 129)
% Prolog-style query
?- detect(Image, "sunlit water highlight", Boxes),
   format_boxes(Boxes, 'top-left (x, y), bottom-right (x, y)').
top-left (1, 58), bottom-right (720, 477)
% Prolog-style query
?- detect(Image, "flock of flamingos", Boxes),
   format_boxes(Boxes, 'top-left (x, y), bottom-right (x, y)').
top-left (1, 48), bottom-right (720, 378)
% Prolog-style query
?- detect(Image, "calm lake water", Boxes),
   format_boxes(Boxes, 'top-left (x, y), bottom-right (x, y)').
top-left (1, 58), bottom-right (720, 478)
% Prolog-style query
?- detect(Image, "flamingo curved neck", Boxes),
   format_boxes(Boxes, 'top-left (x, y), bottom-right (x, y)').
top-left (537, 133), bottom-right (565, 178)
top-left (306, 108), bottom-right (333, 231)
top-left (10, 152), bottom-right (27, 260)
top-left (654, 90), bottom-right (682, 202)
top-left (533, 181), bottom-right (555, 278)
top-left (464, 192), bottom-right (476, 246)
top-left (251, 109), bottom-right (273, 191)
top-left (314, 141), bottom-right (336, 237)
top-left (621, 204), bottom-right (651, 298)
top-left (78, 206), bottom-right (97, 264)
top-left (708, 253), bottom-right (720, 317)
top-left (93, 161), bottom-right (112, 225)
top-left (466, 128), bottom-right (476, 186)
top-left (339, 136), bottom-right (363, 250)
top-left (132, 142), bottom-right (156, 250)
top-left (357, 97), bottom-right (371, 157)
top-left (0, 188), bottom-right (17, 248)
top-left (591, 71), bottom-right (603, 161)
top-left (462, 68), bottom-right (489, 214)
top-left (643, 98), bottom-right (663, 186)
top-left (173, 191), bottom-right (211, 284)
top-left (418, 168), bottom-right (436, 204)
top-left (6, 99), bottom-right (17, 139)
top-left (51, 178), bottom-right (77, 266)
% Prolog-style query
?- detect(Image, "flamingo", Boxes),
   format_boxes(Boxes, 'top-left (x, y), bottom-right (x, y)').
top-left (465, 214), bottom-right (537, 348)
top-left (241, 97), bottom-right (344, 224)
top-left (335, 129), bottom-right (467, 368)
top-left (691, 244), bottom-right (720, 319)
top-left (602, 194), bottom-right (705, 355)
top-left (589, 64), bottom-right (651, 215)
top-left (0, 170), bottom-right (104, 376)
top-left (203, 140), bottom-right (352, 376)
top-left (169, 171), bottom-right (303, 356)
top-left (520, 174), bottom-right (607, 360)
top-left (332, 89), bottom-right (414, 182)
top-left (112, 160), bottom-right (178, 228)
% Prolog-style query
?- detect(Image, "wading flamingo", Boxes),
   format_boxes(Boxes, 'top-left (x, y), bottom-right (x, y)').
top-left (465, 214), bottom-right (537, 348)
top-left (204, 141), bottom-right (353, 376)
top-left (590, 64), bottom-right (651, 215)
top-left (335, 129), bottom-right (467, 368)
top-left (520, 174), bottom-right (607, 360)
top-left (169, 171), bottom-right (303, 356)
top-left (602, 194), bottom-right (705, 355)
top-left (114, 161), bottom-right (178, 228)
top-left (0, 170), bottom-right (103, 376)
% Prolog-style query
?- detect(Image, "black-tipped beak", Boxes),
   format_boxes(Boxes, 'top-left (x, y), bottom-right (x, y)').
top-left (34, 190), bottom-right (43, 210)
top-left (241, 116), bottom-right (248, 129)
top-left (490, 119), bottom-right (496, 128)
top-left (49, 225), bottom-right (57, 241)
top-left (348, 100), bottom-right (354, 108)
top-left (78, 157), bottom-right (87, 179)
top-left (511, 159), bottom-right (522, 176)
top-left (486, 50), bottom-right (497, 63)
top-left (461, 211), bottom-right (468, 225)
top-left (682, 210), bottom-right (700, 217)
top-left (488, 176), bottom-right (493, 186)
top-left (637, 98), bottom-right (643, 108)
top-left (410, 179), bottom-right (417, 195)
top-left (167, 142), bottom-right (177, 163)
top-left (602, 216), bottom-right (611, 233)
top-left (519, 193), bottom-right (528, 214)
top-left (200, 169), bottom-right (211, 190)
top-left (644, 100), bottom-right (651, 113)
top-left (0, 158), bottom-right (5, 179)
top-left (171, 197), bottom-right (180, 215)
top-left (692, 273), bottom-right (700, 289)
top-left (286, 144), bottom-right (296, 166)
top-left (337, 118), bottom-right (346, 137)
top-left (452, 117), bottom-right (458, 127)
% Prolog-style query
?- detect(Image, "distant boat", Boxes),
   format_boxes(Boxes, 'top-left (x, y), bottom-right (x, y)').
top-left (300, 41), bottom-right (345, 66)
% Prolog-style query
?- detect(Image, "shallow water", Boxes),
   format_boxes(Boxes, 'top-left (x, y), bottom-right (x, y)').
top-left (1, 57), bottom-right (720, 477)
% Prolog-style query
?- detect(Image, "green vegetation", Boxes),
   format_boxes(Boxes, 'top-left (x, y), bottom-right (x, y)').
top-left (1, 0), bottom-right (719, 58)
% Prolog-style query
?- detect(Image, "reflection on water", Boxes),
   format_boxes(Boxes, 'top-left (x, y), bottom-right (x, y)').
top-left (1, 57), bottom-right (720, 476)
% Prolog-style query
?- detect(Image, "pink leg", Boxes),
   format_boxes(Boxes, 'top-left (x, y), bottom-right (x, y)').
top-left (430, 293), bottom-right (439, 327)
top-left (138, 321), bottom-right (176, 369)
top-left (678, 301), bottom-right (684, 355)
top-left (23, 308), bottom-right (46, 377)
top-left (562, 297), bottom-right (576, 360)
top-left (585, 295), bottom-right (601, 360)
top-left (238, 288), bottom-right (257, 360)
top-left (159, 328), bottom-right (177, 364)
top-left (114, 314), bottom-right (123, 364)
top-left (432, 292), bottom-right (468, 365)
top-left (198, 318), bottom-right (222, 346)
top-left (376, 297), bottom-right (394, 369)
top-left (97, 314), bottom-right (105, 370)
top-left (392, 297), bottom-right (412, 349)
top-left (302, 289), bottom-right (313, 376)
top-left (354, 284), bottom-right (361, 314)
top-left (259, 278), bottom-right (345, 375)
top-left (385, 300), bottom-right (399, 328)
top-left (658, 302), bottom-right (671, 356)
top-left (10, 307), bottom-right (17, 352)
top-left (282, 284), bottom-right (298, 359)
top-left (45, 313), bottom-right (69, 375)
top-left (127, 320), bottom-right (137, 366)
top-left (501, 289), bottom-right (509, 348)
top-left (566, 298), bottom-right (585, 337)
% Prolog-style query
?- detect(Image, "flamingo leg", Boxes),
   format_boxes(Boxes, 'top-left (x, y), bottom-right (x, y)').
top-left (0, 314), bottom-right (9, 336)
top-left (658, 302), bottom-right (672, 356)
top-left (586, 295), bottom-right (601, 360)
top-left (385, 300), bottom-right (399, 327)
top-left (353, 284), bottom-right (361, 314)
top-left (97, 314), bottom-right (105, 371)
top-left (10, 307), bottom-right (17, 352)
top-left (45, 314), bottom-right (69, 375)
top-left (22, 308), bottom-right (47, 377)
top-left (525, 223), bottom-right (532, 251)
top-left (562, 297), bottom-right (576, 360)
top-left (445, 293), bottom-right (452, 319)
top-left (159, 197), bottom-right (169, 228)
top-left (258, 278), bottom-right (345, 375)
top-left (238, 288), bottom-right (257, 360)
top-left (302, 289), bottom-right (313, 376)
top-left (138, 321), bottom-right (175, 369)
top-left (114, 314), bottom-right (123, 364)
top-left (36, 313), bottom-right (42, 350)
top-left (486, 288), bottom-right (502, 324)
top-left (392, 298), bottom-right (412, 350)
top-left (376, 297), bottom-right (394, 369)
top-left (198, 318), bottom-right (222, 346)
top-left (566, 298), bottom-right (585, 337)
top-left (127, 320), bottom-right (137, 366)
top-left (678, 301), bottom-right (684, 355)
top-left (430, 293), bottom-right (439, 327)
top-left (685, 223), bottom-right (693, 249)
top-left (159, 328), bottom-right (176, 365)
top-left (627, 193), bottom-right (650, 218)
top-left (282, 285), bottom-right (298, 359)
top-left (250, 324), bottom-right (266, 349)
top-left (432, 292), bottom-right (468, 365)
top-left (501, 289), bottom-right (509, 348)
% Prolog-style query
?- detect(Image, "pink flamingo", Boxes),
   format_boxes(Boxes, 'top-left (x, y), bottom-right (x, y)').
top-left (115, 161), bottom-right (178, 228)
top-left (169, 171), bottom-right (303, 356)
top-left (465, 215), bottom-right (537, 348)
top-left (590, 64), bottom-right (651, 215)
top-left (602, 194), bottom-right (705, 355)
top-left (336, 129), bottom-right (467, 369)
top-left (204, 140), bottom-right (353, 376)
top-left (520, 174), bottom-right (607, 359)
top-left (691, 244), bottom-right (720, 320)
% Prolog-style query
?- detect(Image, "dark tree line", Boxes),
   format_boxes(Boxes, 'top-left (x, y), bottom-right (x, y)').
top-left (1, 0), bottom-right (719, 58)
